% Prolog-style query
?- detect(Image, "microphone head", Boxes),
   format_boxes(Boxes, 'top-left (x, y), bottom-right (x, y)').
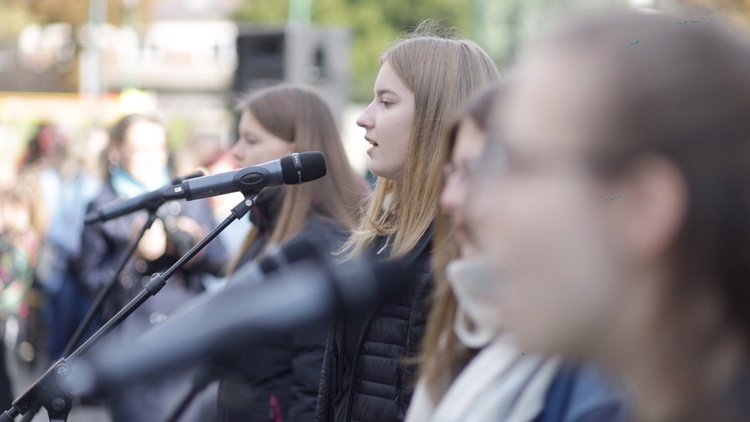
top-left (280, 152), bottom-right (327, 184)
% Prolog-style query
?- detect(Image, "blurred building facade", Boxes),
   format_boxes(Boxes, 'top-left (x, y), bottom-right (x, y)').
top-left (0, 0), bottom-right (353, 180)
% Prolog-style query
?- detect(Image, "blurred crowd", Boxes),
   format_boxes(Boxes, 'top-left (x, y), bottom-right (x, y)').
top-left (0, 116), bottom-right (237, 416)
top-left (1, 123), bottom-right (110, 397)
top-left (2, 6), bottom-right (750, 422)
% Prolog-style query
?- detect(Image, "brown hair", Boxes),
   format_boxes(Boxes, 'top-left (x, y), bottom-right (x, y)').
top-left (419, 83), bottom-right (504, 400)
top-left (109, 113), bottom-right (165, 148)
top-left (230, 84), bottom-right (366, 271)
top-left (341, 25), bottom-right (500, 259)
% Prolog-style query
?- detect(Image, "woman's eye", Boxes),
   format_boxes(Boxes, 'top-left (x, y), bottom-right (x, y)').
top-left (381, 100), bottom-right (393, 108)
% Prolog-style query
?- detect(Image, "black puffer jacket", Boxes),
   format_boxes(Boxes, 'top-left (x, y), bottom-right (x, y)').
top-left (315, 228), bottom-right (434, 422)
top-left (217, 189), bottom-right (350, 422)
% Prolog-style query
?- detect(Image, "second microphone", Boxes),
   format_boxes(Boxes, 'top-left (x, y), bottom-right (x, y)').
top-left (164, 151), bottom-right (327, 201)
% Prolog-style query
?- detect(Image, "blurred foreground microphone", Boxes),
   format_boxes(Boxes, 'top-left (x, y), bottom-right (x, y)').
top-left (227, 236), bottom-right (327, 285)
top-left (83, 170), bottom-right (204, 224)
top-left (163, 151), bottom-right (326, 201)
top-left (65, 250), bottom-right (407, 393)
top-left (84, 152), bottom-right (327, 224)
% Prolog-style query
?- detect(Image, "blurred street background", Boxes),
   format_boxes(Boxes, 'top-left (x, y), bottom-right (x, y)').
top-left (0, 0), bottom-right (749, 420)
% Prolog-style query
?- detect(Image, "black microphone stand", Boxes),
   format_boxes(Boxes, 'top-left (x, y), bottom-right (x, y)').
top-left (15, 205), bottom-right (162, 422)
top-left (17, 209), bottom-right (163, 422)
top-left (62, 211), bottom-right (159, 359)
top-left (0, 193), bottom-right (258, 422)
top-left (62, 170), bottom-right (205, 360)
top-left (163, 359), bottom-right (223, 422)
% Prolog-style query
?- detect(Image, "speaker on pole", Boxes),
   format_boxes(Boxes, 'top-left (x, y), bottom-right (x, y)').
top-left (232, 25), bottom-right (351, 122)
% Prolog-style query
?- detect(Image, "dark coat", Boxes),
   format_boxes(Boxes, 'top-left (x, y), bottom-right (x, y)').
top-left (217, 190), bottom-right (351, 422)
top-left (80, 180), bottom-right (227, 333)
top-left (316, 228), bottom-right (434, 422)
top-left (79, 180), bottom-right (228, 422)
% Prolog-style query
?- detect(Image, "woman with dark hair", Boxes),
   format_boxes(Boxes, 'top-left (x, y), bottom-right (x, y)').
top-left (80, 113), bottom-right (228, 421)
top-left (466, 10), bottom-right (750, 422)
top-left (216, 84), bottom-right (367, 422)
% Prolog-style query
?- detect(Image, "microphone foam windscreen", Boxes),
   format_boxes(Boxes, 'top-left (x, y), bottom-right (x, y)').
top-left (333, 257), bottom-right (409, 313)
top-left (280, 152), bottom-right (327, 184)
top-left (258, 237), bottom-right (324, 274)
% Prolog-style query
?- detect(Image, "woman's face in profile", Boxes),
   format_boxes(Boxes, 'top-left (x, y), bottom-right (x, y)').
top-left (233, 110), bottom-right (294, 168)
top-left (120, 120), bottom-right (168, 184)
top-left (465, 50), bottom-right (630, 357)
top-left (356, 61), bottom-right (415, 182)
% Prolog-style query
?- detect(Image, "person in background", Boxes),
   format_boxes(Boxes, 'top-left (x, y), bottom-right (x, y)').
top-left (0, 187), bottom-right (41, 410)
top-left (15, 124), bottom-right (66, 367)
top-left (79, 113), bottom-right (228, 421)
top-left (31, 125), bottom-right (109, 361)
top-left (215, 84), bottom-right (367, 422)
top-left (466, 10), bottom-right (750, 422)
top-left (5, 166), bottom-right (48, 371)
top-left (407, 83), bottom-right (627, 422)
top-left (315, 23), bottom-right (500, 422)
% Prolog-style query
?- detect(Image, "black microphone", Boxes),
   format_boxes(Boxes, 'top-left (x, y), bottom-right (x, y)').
top-left (163, 151), bottom-right (327, 201)
top-left (84, 171), bottom-right (205, 225)
top-left (64, 252), bottom-right (408, 392)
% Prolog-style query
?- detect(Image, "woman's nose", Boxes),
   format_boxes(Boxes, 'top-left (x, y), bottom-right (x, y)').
top-left (440, 176), bottom-right (465, 215)
top-left (356, 103), bottom-right (375, 129)
top-left (230, 141), bottom-right (242, 160)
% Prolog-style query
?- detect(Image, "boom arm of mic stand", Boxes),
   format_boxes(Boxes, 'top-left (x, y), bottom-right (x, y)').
top-left (0, 193), bottom-right (258, 421)
top-left (65, 170), bottom-right (205, 358)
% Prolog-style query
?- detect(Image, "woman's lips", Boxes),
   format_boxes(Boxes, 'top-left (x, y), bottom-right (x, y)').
top-left (366, 137), bottom-right (378, 154)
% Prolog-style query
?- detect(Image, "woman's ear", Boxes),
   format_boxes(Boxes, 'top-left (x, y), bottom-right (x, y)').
top-left (620, 154), bottom-right (688, 263)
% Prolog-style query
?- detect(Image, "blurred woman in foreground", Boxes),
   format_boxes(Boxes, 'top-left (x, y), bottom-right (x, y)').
top-left (408, 83), bottom-right (627, 421)
top-left (466, 10), bottom-right (750, 422)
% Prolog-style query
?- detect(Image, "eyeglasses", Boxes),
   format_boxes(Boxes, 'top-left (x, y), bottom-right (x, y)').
top-left (469, 140), bottom-right (600, 184)
top-left (443, 159), bottom-right (482, 186)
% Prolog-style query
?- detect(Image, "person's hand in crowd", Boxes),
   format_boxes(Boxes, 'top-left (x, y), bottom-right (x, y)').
top-left (135, 217), bottom-right (167, 261)
top-left (166, 215), bottom-right (209, 265)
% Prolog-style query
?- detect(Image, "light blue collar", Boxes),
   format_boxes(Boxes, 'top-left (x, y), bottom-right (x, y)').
top-left (111, 167), bottom-right (169, 199)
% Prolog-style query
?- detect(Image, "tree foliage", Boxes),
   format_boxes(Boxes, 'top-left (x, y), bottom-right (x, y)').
top-left (0, 0), bottom-right (149, 30)
top-left (0, 3), bottom-right (41, 42)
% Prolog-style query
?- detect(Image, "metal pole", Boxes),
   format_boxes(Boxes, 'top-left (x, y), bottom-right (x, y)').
top-left (289, 0), bottom-right (312, 25)
top-left (82, 0), bottom-right (106, 96)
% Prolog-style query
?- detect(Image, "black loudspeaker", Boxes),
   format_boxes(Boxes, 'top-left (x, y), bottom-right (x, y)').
top-left (232, 25), bottom-right (351, 121)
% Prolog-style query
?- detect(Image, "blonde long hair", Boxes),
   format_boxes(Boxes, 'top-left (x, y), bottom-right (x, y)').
top-left (230, 84), bottom-right (366, 271)
top-left (420, 83), bottom-right (505, 400)
top-left (341, 29), bottom-right (500, 259)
